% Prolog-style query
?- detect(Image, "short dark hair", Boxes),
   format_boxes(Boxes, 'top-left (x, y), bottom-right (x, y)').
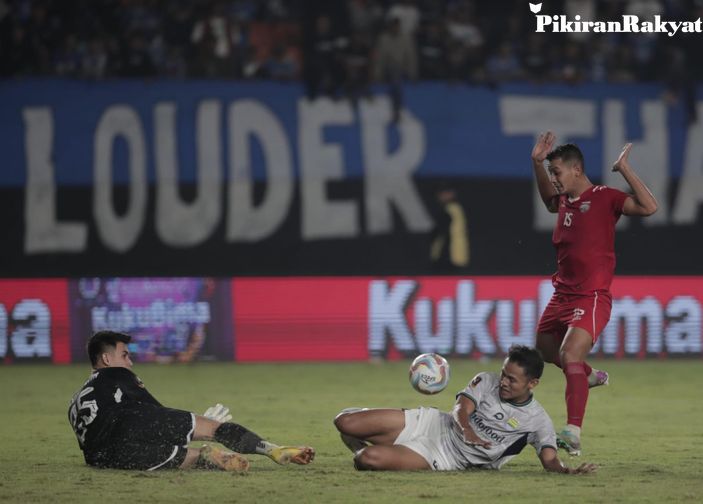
top-left (546, 143), bottom-right (584, 170)
top-left (507, 345), bottom-right (544, 380)
top-left (87, 331), bottom-right (131, 367)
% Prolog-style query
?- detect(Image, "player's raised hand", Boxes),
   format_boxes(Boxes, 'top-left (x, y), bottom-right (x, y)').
top-left (203, 403), bottom-right (232, 423)
top-left (612, 143), bottom-right (633, 172)
top-left (531, 131), bottom-right (556, 163)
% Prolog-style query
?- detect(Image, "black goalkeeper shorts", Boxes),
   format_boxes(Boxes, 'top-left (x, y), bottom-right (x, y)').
top-left (84, 403), bottom-right (195, 470)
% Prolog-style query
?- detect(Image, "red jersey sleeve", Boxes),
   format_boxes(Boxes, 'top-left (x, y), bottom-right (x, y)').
top-left (608, 187), bottom-right (630, 217)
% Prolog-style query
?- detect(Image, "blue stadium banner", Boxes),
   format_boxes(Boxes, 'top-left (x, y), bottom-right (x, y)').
top-left (1, 80), bottom-right (701, 275)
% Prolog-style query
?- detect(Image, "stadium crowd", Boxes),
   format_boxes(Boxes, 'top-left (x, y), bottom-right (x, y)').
top-left (1, 0), bottom-right (700, 100)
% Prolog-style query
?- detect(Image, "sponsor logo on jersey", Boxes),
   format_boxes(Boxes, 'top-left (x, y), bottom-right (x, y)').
top-left (471, 412), bottom-right (506, 443)
top-left (579, 201), bottom-right (591, 213)
top-left (494, 412), bottom-right (505, 420)
top-left (471, 375), bottom-right (482, 387)
top-left (507, 417), bottom-right (520, 429)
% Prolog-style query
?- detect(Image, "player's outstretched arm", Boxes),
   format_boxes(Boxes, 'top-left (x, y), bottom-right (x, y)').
top-left (612, 143), bottom-right (658, 217)
top-left (531, 131), bottom-right (559, 212)
top-left (538, 447), bottom-right (597, 475)
top-left (452, 395), bottom-right (491, 449)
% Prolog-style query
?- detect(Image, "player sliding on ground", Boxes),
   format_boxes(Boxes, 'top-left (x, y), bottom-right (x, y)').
top-left (68, 330), bottom-right (315, 471)
top-left (334, 346), bottom-right (596, 474)
top-left (531, 133), bottom-right (658, 456)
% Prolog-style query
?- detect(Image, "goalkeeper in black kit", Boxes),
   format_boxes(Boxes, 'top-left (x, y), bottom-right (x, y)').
top-left (68, 330), bottom-right (315, 471)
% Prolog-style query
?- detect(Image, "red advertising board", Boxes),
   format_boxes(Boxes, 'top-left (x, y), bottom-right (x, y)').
top-left (607, 277), bottom-right (703, 358)
top-left (1, 276), bottom-right (700, 363)
top-left (0, 279), bottom-right (70, 363)
top-left (232, 278), bottom-right (371, 361)
top-left (232, 276), bottom-right (703, 361)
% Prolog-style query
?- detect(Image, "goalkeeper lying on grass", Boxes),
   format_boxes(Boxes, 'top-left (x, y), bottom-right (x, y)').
top-left (69, 330), bottom-right (315, 472)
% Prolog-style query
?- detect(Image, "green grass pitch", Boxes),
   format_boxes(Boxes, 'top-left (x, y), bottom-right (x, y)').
top-left (1, 359), bottom-right (701, 503)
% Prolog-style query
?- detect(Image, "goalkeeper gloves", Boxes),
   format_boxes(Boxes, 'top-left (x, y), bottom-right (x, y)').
top-left (203, 403), bottom-right (232, 423)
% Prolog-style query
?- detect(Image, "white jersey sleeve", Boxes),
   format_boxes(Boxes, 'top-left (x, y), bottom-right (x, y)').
top-left (456, 372), bottom-right (495, 407)
top-left (527, 410), bottom-right (557, 454)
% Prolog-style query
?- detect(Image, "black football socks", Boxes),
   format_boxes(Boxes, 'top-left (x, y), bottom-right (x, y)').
top-left (214, 423), bottom-right (263, 454)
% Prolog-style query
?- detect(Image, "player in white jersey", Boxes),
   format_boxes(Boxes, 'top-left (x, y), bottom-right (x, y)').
top-left (334, 345), bottom-right (596, 474)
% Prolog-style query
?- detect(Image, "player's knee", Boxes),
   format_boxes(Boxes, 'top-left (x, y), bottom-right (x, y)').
top-left (334, 408), bottom-right (365, 434)
top-left (559, 348), bottom-right (581, 364)
top-left (353, 447), bottom-right (382, 471)
top-left (333, 410), bottom-right (355, 434)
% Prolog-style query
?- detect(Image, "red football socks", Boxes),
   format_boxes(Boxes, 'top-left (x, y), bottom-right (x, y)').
top-left (551, 356), bottom-right (592, 378)
top-left (564, 362), bottom-right (588, 427)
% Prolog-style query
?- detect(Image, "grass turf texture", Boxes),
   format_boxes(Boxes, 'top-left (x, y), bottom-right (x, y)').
top-left (1, 360), bottom-right (701, 503)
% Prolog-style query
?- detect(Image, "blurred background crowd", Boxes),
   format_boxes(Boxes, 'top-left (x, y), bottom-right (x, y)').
top-left (1, 0), bottom-right (701, 103)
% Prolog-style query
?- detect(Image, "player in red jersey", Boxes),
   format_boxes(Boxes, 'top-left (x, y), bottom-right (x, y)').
top-left (531, 132), bottom-right (658, 455)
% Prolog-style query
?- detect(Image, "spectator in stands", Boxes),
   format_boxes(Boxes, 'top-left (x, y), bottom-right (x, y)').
top-left (121, 31), bottom-right (156, 77)
top-left (190, 1), bottom-right (243, 78)
top-left (347, 0), bottom-right (384, 40)
top-left (344, 31), bottom-right (372, 104)
top-left (163, 2), bottom-right (194, 53)
top-left (304, 13), bottom-right (348, 99)
top-left (374, 16), bottom-right (417, 121)
top-left (386, 0), bottom-right (420, 35)
top-left (522, 33), bottom-right (551, 83)
top-left (444, 1), bottom-right (485, 83)
top-left (53, 33), bottom-right (82, 77)
top-left (607, 45), bottom-right (637, 83)
top-left (554, 41), bottom-right (588, 84)
top-left (262, 43), bottom-right (299, 80)
top-left (564, 0), bottom-right (596, 43)
top-left (417, 20), bottom-right (448, 79)
top-left (485, 41), bottom-right (523, 84)
top-left (0, 0), bottom-right (699, 97)
top-left (82, 38), bottom-right (108, 80)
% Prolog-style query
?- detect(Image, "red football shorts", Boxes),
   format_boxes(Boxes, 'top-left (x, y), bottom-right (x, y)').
top-left (536, 291), bottom-right (612, 343)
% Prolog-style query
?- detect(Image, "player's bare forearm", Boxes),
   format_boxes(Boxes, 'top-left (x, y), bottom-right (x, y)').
top-left (539, 447), bottom-right (597, 474)
top-left (533, 159), bottom-right (558, 211)
top-left (452, 397), bottom-right (491, 448)
top-left (618, 164), bottom-right (658, 216)
top-left (611, 143), bottom-right (657, 216)
top-left (531, 132), bottom-right (558, 212)
top-left (452, 397), bottom-right (474, 431)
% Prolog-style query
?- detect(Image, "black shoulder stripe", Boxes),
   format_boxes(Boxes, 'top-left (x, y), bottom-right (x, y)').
top-left (456, 392), bottom-right (478, 408)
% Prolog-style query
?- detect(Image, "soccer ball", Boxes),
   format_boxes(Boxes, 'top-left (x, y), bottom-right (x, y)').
top-left (409, 353), bottom-right (450, 395)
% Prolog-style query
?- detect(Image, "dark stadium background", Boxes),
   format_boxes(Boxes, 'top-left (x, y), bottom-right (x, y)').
top-left (1, 0), bottom-right (701, 364)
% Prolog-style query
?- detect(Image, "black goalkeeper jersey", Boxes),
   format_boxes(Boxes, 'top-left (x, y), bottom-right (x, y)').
top-left (68, 367), bottom-right (161, 451)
